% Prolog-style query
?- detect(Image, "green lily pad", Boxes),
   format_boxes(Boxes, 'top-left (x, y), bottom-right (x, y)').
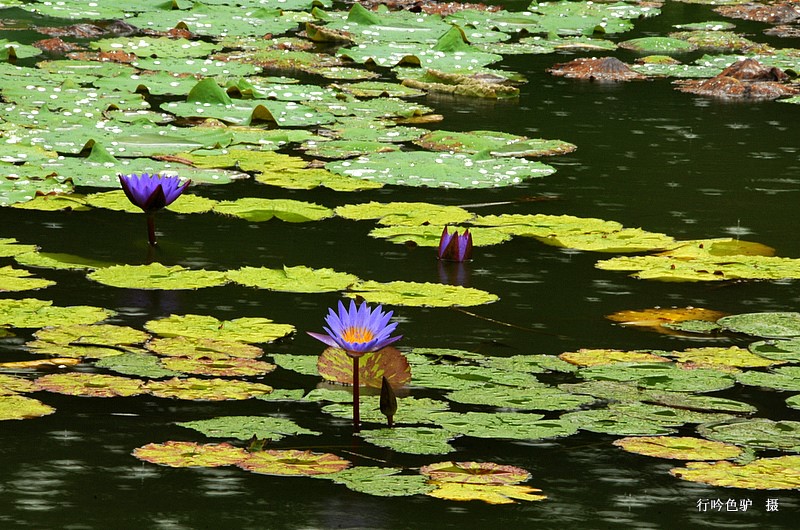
top-left (87, 263), bottom-right (228, 290)
top-left (238, 449), bottom-right (350, 476)
top-left (322, 396), bottom-right (449, 425)
top-left (670, 455), bottom-right (800, 490)
top-left (317, 347), bottom-right (411, 388)
top-left (84, 190), bottom-right (217, 214)
top-left (0, 266), bottom-right (55, 292)
top-left (735, 366), bottom-right (800, 392)
top-left (0, 298), bottom-right (114, 328)
top-left (787, 395), bottom-right (800, 410)
top-left (336, 81), bottom-right (425, 99)
top-left (718, 312), bottom-right (800, 338)
top-left (34, 372), bottom-right (145, 398)
top-left (95, 353), bottom-right (184, 379)
top-left (145, 377), bottom-right (273, 401)
top-left (127, 5), bottom-right (299, 38)
top-left (699, 418), bottom-right (800, 452)
top-left (445, 385), bottom-right (594, 412)
top-left (359, 427), bottom-right (459, 455)
top-left (408, 362), bottom-right (540, 391)
top-left (268, 354), bottom-right (319, 376)
top-left (669, 30), bottom-right (768, 53)
top-left (414, 130), bottom-right (576, 158)
top-left (145, 336), bottom-right (264, 360)
top-left (563, 402), bottom-right (732, 436)
top-left (91, 37), bottom-right (220, 58)
top-left (14, 252), bottom-right (115, 271)
top-left (213, 198), bottom-right (333, 222)
top-left (177, 415), bottom-right (320, 441)
top-left (301, 139), bottom-right (399, 159)
top-left (613, 436), bottom-right (743, 460)
top-left (596, 254), bottom-right (800, 282)
top-left (431, 411), bottom-right (578, 440)
top-left (578, 362), bottom-right (735, 393)
top-left (346, 280), bottom-right (498, 307)
top-left (320, 466), bottom-right (434, 497)
top-left (619, 37), bottom-right (698, 54)
top-left (369, 223), bottom-right (507, 248)
top-left (145, 314), bottom-right (294, 344)
top-left (226, 265), bottom-right (358, 292)
top-left (327, 151), bottom-right (555, 189)
top-left (10, 194), bottom-right (91, 211)
top-left (0, 395), bottom-right (56, 421)
top-left (133, 441), bottom-right (249, 468)
top-left (160, 357), bottom-right (276, 377)
top-left (749, 338), bottom-right (800, 363)
top-left (480, 354), bottom-right (577, 374)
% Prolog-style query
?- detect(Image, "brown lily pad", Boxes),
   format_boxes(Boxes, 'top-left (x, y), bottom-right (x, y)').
top-left (420, 461), bottom-right (531, 485)
top-left (317, 346), bottom-right (411, 389)
top-left (715, 2), bottom-right (800, 24)
top-left (34, 372), bottom-right (145, 397)
top-left (675, 59), bottom-right (797, 100)
top-left (548, 57), bottom-right (647, 81)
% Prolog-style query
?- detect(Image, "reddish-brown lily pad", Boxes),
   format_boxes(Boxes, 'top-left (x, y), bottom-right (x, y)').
top-left (548, 57), bottom-right (646, 81)
top-left (34, 372), bottom-right (145, 397)
top-left (675, 59), bottom-right (797, 99)
top-left (420, 461), bottom-right (531, 485)
top-left (145, 377), bottom-right (273, 401)
top-left (317, 346), bottom-right (411, 388)
top-left (238, 449), bottom-right (351, 476)
top-left (132, 441), bottom-right (249, 468)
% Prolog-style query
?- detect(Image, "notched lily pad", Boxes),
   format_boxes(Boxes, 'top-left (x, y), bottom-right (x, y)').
top-left (606, 307), bottom-right (727, 334)
top-left (146, 336), bottom-right (264, 360)
top-left (0, 395), bottom-right (56, 421)
top-left (718, 312), bottom-right (800, 339)
top-left (346, 280), bottom-right (498, 307)
top-left (0, 266), bottom-right (55, 292)
top-left (426, 482), bottom-right (546, 504)
top-left (213, 198), bottom-right (334, 222)
top-left (133, 441), bottom-right (248, 468)
top-left (144, 314), bottom-right (294, 344)
top-left (670, 455), bottom-right (800, 490)
top-left (34, 372), bottom-right (145, 398)
top-left (238, 449), bottom-right (350, 476)
top-left (226, 265), bottom-right (358, 293)
top-left (160, 357), bottom-right (276, 377)
top-left (87, 263), bottom-right (228, 290)
top-left (321, 466), bottom-right (434, 497)
top-left (145, 377), bottom-right (273, 401)
top-left (613, 436), bottom-right (743, 461)
top-left (317, 346), bottom-right (411, 388)
top-left (177, 415), bottom-right (320, 441)
top-left (699, 418), bottom-right (800, 452)
top-left (359, 427), bottom-right (459, 455)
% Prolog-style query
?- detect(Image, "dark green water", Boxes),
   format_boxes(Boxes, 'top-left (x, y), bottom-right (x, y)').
top-left (1, 1), bottom-right (799, 528)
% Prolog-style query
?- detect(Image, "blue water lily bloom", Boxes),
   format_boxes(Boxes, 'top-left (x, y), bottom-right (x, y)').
top-left (438, 226), bottom-right (473, 262)
top-left (308, 300), bottom-right (402, 356)
top-left (118, 173), bottom-right (191, 246)
top-left (118, 173), bottom-right (191, 213)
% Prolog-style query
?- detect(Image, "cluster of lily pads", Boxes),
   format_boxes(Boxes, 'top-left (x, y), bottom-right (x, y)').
top-left (2, 0), bottom-right (800, 506)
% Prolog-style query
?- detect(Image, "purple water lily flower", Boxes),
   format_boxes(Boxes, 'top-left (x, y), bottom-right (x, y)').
top-left (307, 300), bottom-right (402, 356)
top-left (307, 300), bottom-right (402, 434)
top-left (118, 173), bottom-right (191, 246)
top-left (438, 226), bottom-right (473, 262)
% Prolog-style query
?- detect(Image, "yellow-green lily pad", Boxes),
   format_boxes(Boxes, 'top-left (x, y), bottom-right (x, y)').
top-left (346, 280), bottom-right (498, 307)
top-left (670, 455), bottom-right (800, 490)
top-left (133, 441), bottom-right (249, 468)
top-left (87, 263), bottom-right (228, 290)
top-left (699, 418), bottom-right (800, 452)
top-left (560, 348), bottom-right (671, 366)
top-left (613, 436), bottom-right (743, 460)
top-left (177, 415), bottom-right (320, 441)
top-left (0, 374), bottom-right (36, 395)
top-left (334, 201), bottom-right (473, 226)
top-left (0, 395), bottom-right (56, 420)
top-left (238, 449), bottom-right (350, 476)
top-left (718, 312), bottom-right (800, 338)
top-left (226, 265), bottom-right (359, 293)
top-left (145, 336), bottom-right (264, 360)
top-left (426, 482), bottom-right (546, 504)
top-left (15, 251), bottom-right (115, 271)
top-left (664, 346), bottom-right (780, 368)
top-left (160, 357), bottom-right (276, 377)
top-left (0, 265), bottom-right (55, 292)
top-left (144, 314), bottom-right (294, 344)
top-left (421, 461), bottom-right (530, 485)
top-left (144, 377), bottom-right (273, 401)
top-left (213, 198), bottom-right (334, 222)
top-left (445, 385), bottom-right (594, 412)
top-left (431, 411), bottom-right (578, 440)
top-left (34, 372), bottom-right (145, 397)
top-left (320, 466), bottom-right (435, 497)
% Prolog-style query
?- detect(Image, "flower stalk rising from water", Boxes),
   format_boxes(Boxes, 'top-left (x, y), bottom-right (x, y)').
top-left (308, 300), bottom-right (402, 432)
top-left (118, 173), bottom-right (191, 246)
top-left (438, 226), bottom-right (473, 262)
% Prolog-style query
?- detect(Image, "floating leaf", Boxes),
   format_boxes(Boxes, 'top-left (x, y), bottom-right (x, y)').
top-left (431, 411), bottom-right (578, 440)
top-left (145, 377), bottom-right (273, 401)
top-left (749, 338), bottom-right (800, 363)
top-left (346, 280), bottom-right (498, 307)
top-left (359, 427), bottom-right (459, 455)
top-left (596, 254), bottom-right (800, 282)
top-left (160, 357), bottom-right (276, 377)
top-left (0, 395), bottom-right (56, 421)
top-left (445, 385), bottom-right (594, 412)
top-left (87, 263), bottom-right (228, 290)
top-left (670, 456), bottom-right (800, 490)
top-left (322, 396), bottom-right (449, 425)
top-left (578, 362), bottom-right (735, 393)
top-left (146, 336), bottom-right (264, 360)
top-left (409, 362), bottom-right (540, 391)
top-left (334, 201), bottom-right (473, 226)
top-left (560, 348), bottom-right (671, 367)
top-left (414, 130), bottom-right (576, 158)
top-left (699, 418), bottom-right (800, 452)
top-left (226, 265), bottom-right (358, 293)
top-left (321, 466), bottom-right (434, 497)
top-left (144, 314), bottom-right (294, 344)
top-left (95, 353), bottom-right (183, 379)
top-left (0, 266), bottom-right (55, 292)
top-left (177, 416), bottom-right (320, 441)
top-left (0, 238), bottom-right (38, 258)
top-left (420, 461), bottom-right (530, 485)
top-left (0, 374), bottom-right (37, 395)
top-left (426, 482), bottom-right (546, 504)
top-left (735, 367), bottom-right (800, 392)
top-left (238, 449), bottom-right (350, 476)
top-left (663, 346), bottom-right (779, 368)
top-left (213, 198), bottom-right (333, 223)
top-left (133, 441), bottom-right (248, 468)
top-left (718, 312), bottom-right (800, 338)
top-left (34, 372), bottom-right (145, 398)
top-left (317, 347), bottom-right (411, 388)
top-left (268, 354), bottom-right (319, 376)
top-left (613, 436), bottom-right (743, 461)
top-left (606, 307), bottom-right (727, 334)
top-left (15, 251), bottom-right (115, 271)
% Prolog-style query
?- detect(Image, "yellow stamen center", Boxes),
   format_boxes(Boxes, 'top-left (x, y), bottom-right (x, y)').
top-left (341, 326), bottom-right (375, 344)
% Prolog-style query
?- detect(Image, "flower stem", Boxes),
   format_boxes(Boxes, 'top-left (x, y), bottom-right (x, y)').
top-left (352, 353), bottom-right (360, 434)
top-left (146, 213), bottom-right (157, 246)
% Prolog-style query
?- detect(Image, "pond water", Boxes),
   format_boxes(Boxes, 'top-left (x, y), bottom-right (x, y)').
top-left (1, 1), bottom-right (799, 528)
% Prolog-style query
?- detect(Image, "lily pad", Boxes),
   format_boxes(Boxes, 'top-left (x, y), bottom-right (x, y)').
top-left (177, 415), bottom-right (320, 441)
top-left (664, 346), bottom-right (779, 368)
top-left (345, 280), bottom-right (498, 307)
top-left (327, 151), bottom-right (555, 189)
top-left (317, 347), bottom-right (411, 388)
top-left (238, 449), bottom-right (350, 476)
top-left (334, 201), bottom-right (473, 226)
top-left (144, 377), bottom-right (273, 401)
top-left (145, 336), bottom-right (264, 360)
top-left (0, 298), bottom-right (114, 329)
top-left (613, 436), bottom-right (743, 461)
top-left (606, 306), bottom-right (727, 334)
top-left (358, 427), bottom-right (459, 455)
top-left (0, 238), bottom-right (38, 257)
top-left (0, 374), bottom-right (36, 395)
top-left (213, 198), bottom-right (333, 222)
top-left (670, 455), bottom-right (800, 490)
top-left (322, 396), bottom-right (449, 425)
top-left (420, 461), bottom-right (530, 485)
top-left (0, 266), bottom-right (55, 292)
top-left (87, 263), bottom-right (228, 290)
top-left (699, 418), bottom-right (800, 452)
top-left (226, 265), bottom-right (358, 293)
top-left (414, 130), bottom-right (576, 158)
top-left (431, 411), bottom-right (578, 440)
top-left (14, 252), bottom-right (115, 271)
top-left (144, 314), bottom-right (294, 344)
top-left (0, 395), bottom-right (56, 421)
top-left (749, 338), bottom-right (800, 363)
top-left (27, 323), bottom-right (150, 359)
top-left (426, 482), bottom-right (546, 504)
top-left (735, 366), bottom-right (800, 392)
top-left (445, 385), bottom-right (594, 412)
top-left (95, 353), bottom-right (184, 379)
top-left (160, 357), bottom-right (276, 377)
top-left (718, 312), bottom-right (800, 338)
top-left (560, 348), bottom-right (671, 367)
top-left (133, 441), bottom-right (248, 468)
top-left (268, 354), bottom-right (319, 376)
top-left (34, 372), bottom-right (145, 398)
top-left (320, 466), bottom-right (434, 497)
